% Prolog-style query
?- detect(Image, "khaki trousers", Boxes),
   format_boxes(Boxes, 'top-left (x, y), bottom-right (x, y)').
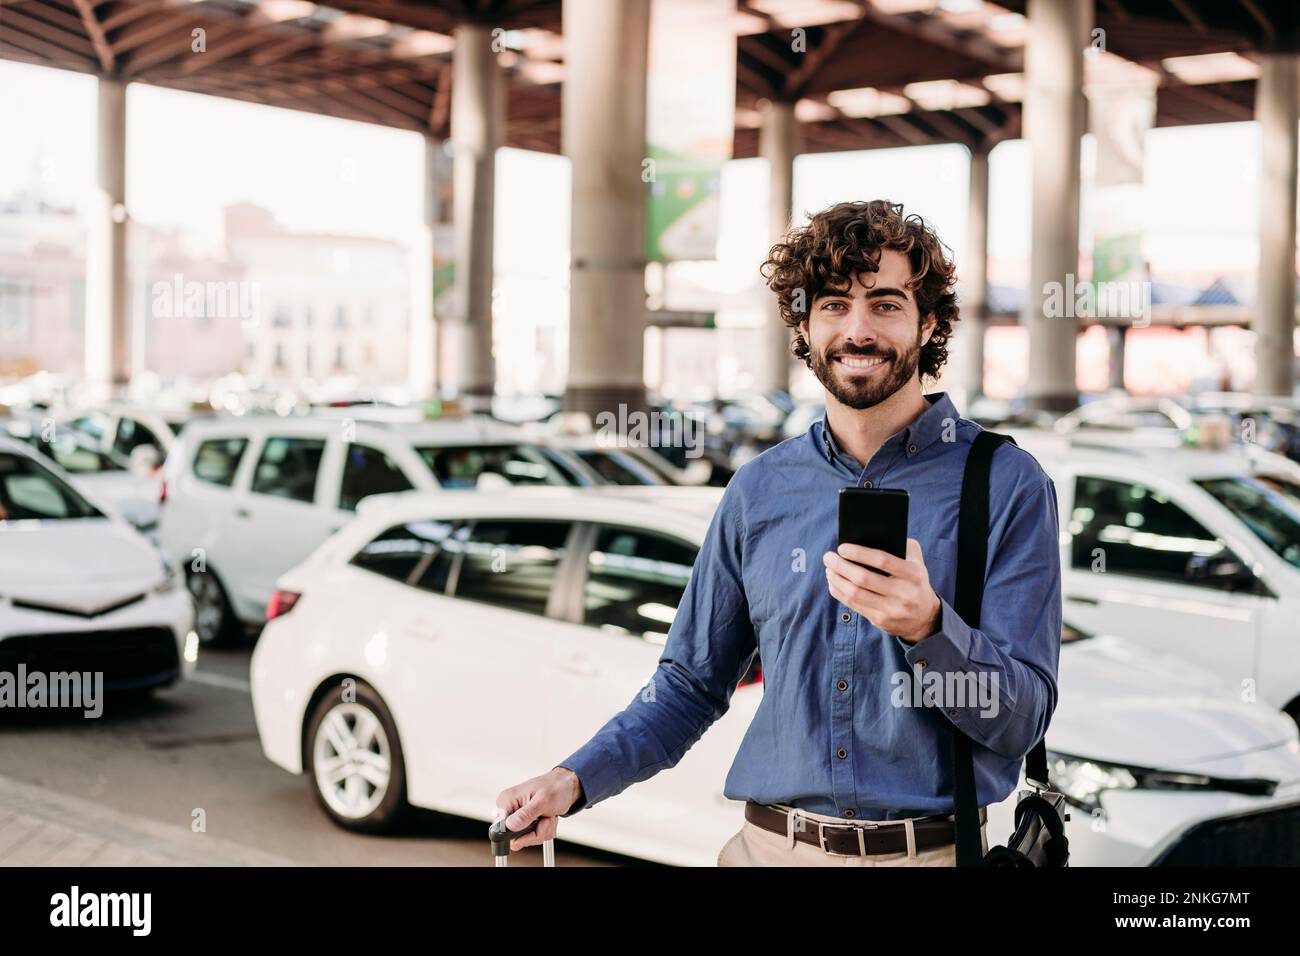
top-left (717, 804), bottom-right (988, 867)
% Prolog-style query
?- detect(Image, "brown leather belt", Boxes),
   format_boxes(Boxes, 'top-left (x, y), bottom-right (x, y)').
top-left (745, 802), bottom-right (986, 857)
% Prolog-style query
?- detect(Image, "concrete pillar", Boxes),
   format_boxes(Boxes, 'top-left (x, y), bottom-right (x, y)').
top-left (409, 137), bottom-right (454, 402)
top-left (408, 137), bottom-right (438, 401)
top-left (85, 79), bottom-right (129, 396)
top-left (449, 22), bottom-right (502, 410)
top-left (952, 145), bottom-right (990, 407)
top-left (1023, 0), bottom-right (1090, 413)
top-left (758, 98), bottom-right (798, 397)
top-left (562, 0), bottom-right (651, 420)
top-left (1254, 53), bottom-right (1299, 399)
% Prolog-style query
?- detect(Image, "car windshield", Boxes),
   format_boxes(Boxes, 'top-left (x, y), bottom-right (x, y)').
top-left (1194, 475), bottom-right (1300, 570)
top-left (575, 450), bottom-right (645, 485)
top-left (413, 444), bottom-right (571, 488)
top-left (0, 452), bottom-right (104, 520)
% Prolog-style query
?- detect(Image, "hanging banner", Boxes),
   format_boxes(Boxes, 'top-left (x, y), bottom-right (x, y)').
top-left (644, 0), bottom-right (736, 262)
top-left (1086, 62), bottom-right (1157, 291)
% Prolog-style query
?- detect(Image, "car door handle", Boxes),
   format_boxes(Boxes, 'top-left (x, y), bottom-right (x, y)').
top-left (560, 654), bottom-right (598, 677)
top-left (401, 619), bottom-right (440, 640)
top-left (1066, 595), bottom-right (1100, 605)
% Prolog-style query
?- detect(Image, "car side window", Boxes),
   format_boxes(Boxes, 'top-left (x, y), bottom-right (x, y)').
top-left (339, 443), bottom-right (414, 512)
top-left (582, 527), bottom-right (696, 643)
top-left (1070, 475), bottom-right (1230, 586)
top-left (352, 519), bottom-right (459, 586)
top-left (113, 417), bottom-right (162, 457)
top-left (193, 438), bottom-right (248, 487)
top-left (451, 520), bottom-right (570, 616)
top-left (250, 436), bottom-right (326, 503)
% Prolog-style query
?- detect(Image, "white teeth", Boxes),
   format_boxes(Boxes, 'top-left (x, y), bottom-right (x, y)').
top-left (838, 355), bottom-right (884, 370)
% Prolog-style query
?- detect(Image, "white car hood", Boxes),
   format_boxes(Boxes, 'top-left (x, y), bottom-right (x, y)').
top-left (1049, 635), bottom-right (1298, 769)
top-left (69, 472), bottom-right (160, 528)
top-left (0, 518), bottom-right (166, 610)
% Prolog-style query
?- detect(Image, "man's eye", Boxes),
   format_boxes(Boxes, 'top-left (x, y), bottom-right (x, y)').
top-left (876, 302), bottom-right (901, 312)
top-left (821, 301), bottom-right (846, 311)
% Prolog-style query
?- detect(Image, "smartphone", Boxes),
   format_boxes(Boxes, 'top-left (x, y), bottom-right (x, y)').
top-left (837, 487), bottom-right (909, 575)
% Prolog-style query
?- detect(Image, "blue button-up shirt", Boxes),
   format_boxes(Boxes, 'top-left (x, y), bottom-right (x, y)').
top-left (559, 391), bottom-right (1062, 820)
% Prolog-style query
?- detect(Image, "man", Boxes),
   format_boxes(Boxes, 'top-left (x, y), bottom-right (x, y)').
top-left (495, 199), bottom-right (1062, 866)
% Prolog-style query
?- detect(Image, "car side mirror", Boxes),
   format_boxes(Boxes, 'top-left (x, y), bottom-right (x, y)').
top-left (1185, 551), bottom-right (1258, 593)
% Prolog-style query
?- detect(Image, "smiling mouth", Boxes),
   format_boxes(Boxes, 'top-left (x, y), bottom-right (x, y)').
top-left (835, 354), bottom-right (888, 371)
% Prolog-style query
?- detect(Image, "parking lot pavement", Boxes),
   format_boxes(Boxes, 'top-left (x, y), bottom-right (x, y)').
top-left (0, 645), bottom-right (622, 868)
top-left (0, 772), bottom-right (295, 866)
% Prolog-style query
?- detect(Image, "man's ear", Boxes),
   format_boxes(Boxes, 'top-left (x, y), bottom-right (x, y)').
top-left (920, 312), bottom-right (936, 346)
top-left (798, 317), bottom-right (809, 341)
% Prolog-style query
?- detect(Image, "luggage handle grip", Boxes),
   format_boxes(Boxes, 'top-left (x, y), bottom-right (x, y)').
top-left (489, 817), bottom-right (539, 857)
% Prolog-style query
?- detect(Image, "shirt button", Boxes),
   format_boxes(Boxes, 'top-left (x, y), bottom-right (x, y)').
top-left (840, 612), bottom-right (851, 623)
top-left (861, 479), bottom-right (872, 488)
top-left (946, 708), bottom-right (958, 717)
top-left (837, 679), bottom-right (848, 691)
top-left (836, 747), bottom-right (848, 759)
top-left (843, 808), bottom-right (856, 818)
top-left (916, 659), bottom-right (928, 668)
top-left (908, 442), bottom-right (919, 455)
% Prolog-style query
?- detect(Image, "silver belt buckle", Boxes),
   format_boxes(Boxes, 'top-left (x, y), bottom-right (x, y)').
top-left (818, 821), bottom-right (876, 856)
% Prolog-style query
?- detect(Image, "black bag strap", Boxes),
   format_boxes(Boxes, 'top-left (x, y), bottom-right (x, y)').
top-left (950, 429), bottom-right (1050, 866)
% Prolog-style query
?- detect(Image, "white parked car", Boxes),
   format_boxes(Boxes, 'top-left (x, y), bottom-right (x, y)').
top-left (2, 418), bottom-right (161, 532)
top-left (1016, 432), bottom-right (1300, 727)
top-left (250, 488), bottom-right (1300, 866)
top-left (989, 622), bottom-right (1300, 866)
top-left (159, 415), bottom-right (580, 644)
top-left (0, 437), bottom-right (197, 696)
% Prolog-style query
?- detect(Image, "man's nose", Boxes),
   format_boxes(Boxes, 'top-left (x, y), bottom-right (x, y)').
top-left (842, 303), bottom-right (879, 342)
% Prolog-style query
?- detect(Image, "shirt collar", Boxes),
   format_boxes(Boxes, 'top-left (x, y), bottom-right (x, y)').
top-left (818, 392), bottom-right (958, 465)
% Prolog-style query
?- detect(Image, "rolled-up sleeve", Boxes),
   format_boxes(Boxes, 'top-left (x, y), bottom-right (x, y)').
top-left (901, 475), bottom-right (1061, 762)
top-left (557, 485), bottom-right (759, 815)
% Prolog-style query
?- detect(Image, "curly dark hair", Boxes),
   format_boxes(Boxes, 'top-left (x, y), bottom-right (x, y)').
top-left (759, 199), bottom-right (959, 381)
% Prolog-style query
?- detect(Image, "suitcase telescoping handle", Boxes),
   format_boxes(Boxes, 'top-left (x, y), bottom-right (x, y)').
top-left (489, 817), bottom-right (556, 867)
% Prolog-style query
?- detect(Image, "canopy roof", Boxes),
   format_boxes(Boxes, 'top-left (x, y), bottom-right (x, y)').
top-left (1, 0), bottom-right (1295, 154)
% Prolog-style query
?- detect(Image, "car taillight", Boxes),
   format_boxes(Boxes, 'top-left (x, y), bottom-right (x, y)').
top-left (738, 660), bottom-right (763, 689)
top-left (267, 590), bottom-right (301, 620)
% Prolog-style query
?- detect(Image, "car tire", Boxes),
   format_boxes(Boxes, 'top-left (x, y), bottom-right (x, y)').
top-left (186, 568), bottom-right (241, 646)
top-left (1285, 698), bottom-right (1300, 732)
top-left (305, 681), bottom-right (408, 834)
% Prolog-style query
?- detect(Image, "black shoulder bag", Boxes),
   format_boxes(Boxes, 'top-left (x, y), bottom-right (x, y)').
top-left (950, 429), bottom-right (1069, 868)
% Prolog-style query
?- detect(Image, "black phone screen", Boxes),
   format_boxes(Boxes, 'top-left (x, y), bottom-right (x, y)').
top-left (837, 487), bottom-right (909, 574)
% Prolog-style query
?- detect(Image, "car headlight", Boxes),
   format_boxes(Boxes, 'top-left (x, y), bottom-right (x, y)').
top-left (1047, 752), bottom-right (1276, 814)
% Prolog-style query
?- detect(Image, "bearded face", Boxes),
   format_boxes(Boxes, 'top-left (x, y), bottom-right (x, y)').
top-left (798, 249), bottom-right (933, 410)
